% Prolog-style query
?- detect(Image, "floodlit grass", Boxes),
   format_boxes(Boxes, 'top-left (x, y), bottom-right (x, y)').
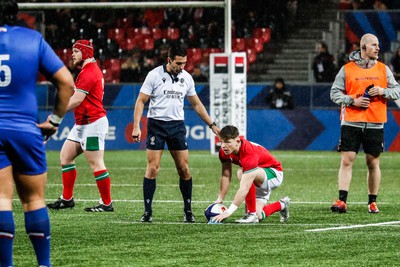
top-left (11, 150), bottom-right (400, 266)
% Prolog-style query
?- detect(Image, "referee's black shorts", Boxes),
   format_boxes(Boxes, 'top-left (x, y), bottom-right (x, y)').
top-left (146, 118), bottom-right (188, 150)
top-left (337, 125), bottom-right (384, 157)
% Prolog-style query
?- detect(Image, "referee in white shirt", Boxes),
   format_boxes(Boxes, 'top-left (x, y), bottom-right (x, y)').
top-left (132, 43), bottom-right (220, 223)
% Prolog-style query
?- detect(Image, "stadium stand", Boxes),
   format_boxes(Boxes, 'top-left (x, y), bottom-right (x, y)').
top-left (20, 1), bottom-right (285, 83)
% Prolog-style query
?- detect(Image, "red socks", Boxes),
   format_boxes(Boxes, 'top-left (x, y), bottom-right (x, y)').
top-left (61, 164), bottom-right (77, 200)
top-left (245, 183), bottom-right (257, 214)
top-left (262, 201), bottom-right (282, 218)
top-left (94, 169), bottom-right (112, 206)
top-left (61, 165), bottom-right (112, 206)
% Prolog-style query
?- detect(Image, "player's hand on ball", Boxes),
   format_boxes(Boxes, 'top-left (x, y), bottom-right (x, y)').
top-left (211, 211), bottom-right (230, 223)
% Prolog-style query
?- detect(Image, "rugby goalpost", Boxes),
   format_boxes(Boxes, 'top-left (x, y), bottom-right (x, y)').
top-left (20, 1), bottom-right (247, 154)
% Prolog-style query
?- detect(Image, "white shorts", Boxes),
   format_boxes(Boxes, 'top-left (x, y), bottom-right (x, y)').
top-left (67, 116), bottom-right (108, 151)
top-left (256, 168), bottom-right (283, 204)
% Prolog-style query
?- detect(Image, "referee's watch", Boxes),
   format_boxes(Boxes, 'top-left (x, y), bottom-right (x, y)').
top-left (208, 122), bottom-right (217, 129)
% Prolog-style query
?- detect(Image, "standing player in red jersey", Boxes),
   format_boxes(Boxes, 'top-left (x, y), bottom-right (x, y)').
top-left (212, 125), bottom-right (290, 223)
top-left (47, 40), bottom-right (113, 212)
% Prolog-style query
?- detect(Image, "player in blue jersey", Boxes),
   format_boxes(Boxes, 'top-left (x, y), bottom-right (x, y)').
top-left (0, 1), bottom-right (74, 266)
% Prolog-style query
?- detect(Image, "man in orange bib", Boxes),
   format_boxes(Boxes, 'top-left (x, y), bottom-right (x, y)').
top-left (330, 33), bottom-right (400, 214)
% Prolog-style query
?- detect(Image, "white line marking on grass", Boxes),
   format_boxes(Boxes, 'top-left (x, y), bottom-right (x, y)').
top-left (306, 221), bottom-right (400, 232)
top-left (111, 221), bottom-right (346, 227)
top-left (40, 198), bottom-right (393, 205)
top-left (46, 184), bottom-right (205, 187)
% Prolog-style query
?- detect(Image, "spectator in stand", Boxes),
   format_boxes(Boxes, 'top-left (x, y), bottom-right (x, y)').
top-left (120, 50), bottom-right (142, 83)
top-left (337, 43), bottom-right (360, 70)
top-left (192, 66), bottom-right (208, 83)
top-left (373, 0), bottom-right (388, 9)
top-left (266, 77), bottom-right (295, 109)
top-left (390, 47), bottom-right (400, 82)
top-left (339, 0), bottom-right (353, 9)
top-left (312, 41), bottom-right (336, 83)
top-left (352, 0), bottom-right (363, 9)
top-left (162, 8), bottom-right (184, 28)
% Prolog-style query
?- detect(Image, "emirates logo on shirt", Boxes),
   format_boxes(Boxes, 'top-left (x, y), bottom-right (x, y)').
top-left (164, 90), bottom-right (183, 99)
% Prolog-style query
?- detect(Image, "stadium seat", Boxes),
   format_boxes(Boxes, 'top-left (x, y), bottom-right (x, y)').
top-left (126, 28), bottom-right (141, 40)
top-left (152, 27), bottom-right (163, 40)
top-left (107, 28), bottom-right (126, 44)
top-left (202, 48), bottom-right (222, 59)
top-left (120, 37), bottom-right (138, 51)
top-left (102, 58), bottom-right (121, 79)
top-left (140, 27), bottom-right (152, 39)
top-left (115, 17), bottom-right (133, 29)
top-left (186, 48), bottom-right (202, 65)
top-left (102, 69), bottom-right (114, 83)
top-left (232, 38), bottom-right (246, 52)
top-left (246, 48), bottom-right (257, 64)
top-left (139, 37), bottom-right (155, 51)
top-left (246, 38), bottom-right (264, 53)
top-left (17, 13), bottom-right (36, 29)
top-left (55, 48), bottom-right (72, 65)
top-left (37, 72), bottom-right (48, 82)
top-left (253, 28), bottom-right (271, 44)
top-left (184, 60), bottom-right (195, 73)
top-left (102, 59), bottom-right (121, 83)
top-left (164, 27), bottom-right (180, 40)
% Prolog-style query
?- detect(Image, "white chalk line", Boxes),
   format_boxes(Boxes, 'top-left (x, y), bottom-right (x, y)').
top-left (306, 221), bottom-right (400, 232)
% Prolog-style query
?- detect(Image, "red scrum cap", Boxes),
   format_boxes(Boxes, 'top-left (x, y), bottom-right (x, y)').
top-left (73, 40), bottom-right (94, 60)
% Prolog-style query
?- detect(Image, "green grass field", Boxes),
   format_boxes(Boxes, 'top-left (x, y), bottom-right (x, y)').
top-left (11, 150), bottom-right (400, 266)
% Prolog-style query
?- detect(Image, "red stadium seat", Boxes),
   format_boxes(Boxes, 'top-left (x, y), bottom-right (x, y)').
top-left (232, 38), bottom-right (246, 52)
top-left (246, 48), bottom-right (257, 64)
top-left (115, 17), bottom-right (133, 29)
top-left (246, 38), bottom-right (264, 53)
top-left (140, 27), bottom-right (152, 39)
top-left (186, 48), bottom-right (202, 65)
top-left (102, 68), bottom-right (114, 83)
top-left (139, 37), bottom-right (155, 51)
top-left (37, 72), bottom-right (48, 82)
top-left (164, 27), bottom-right (180, 40)
top-left (102, 58), bottom-right (121, 83)
top-left (201, 48), bottom-right (222, 59)
top-left (18, 13), bottom-right (36, 29)
top-left (253, 28), bottom-right (271, 44)
top-left (184, 60), bottom-right (195, 73)
top-left (152, 27), bottom-right (163, 40)
top-left (120, 37), bottom-right (138, 51)
top-left (107, 28), bottom-right (126, 44)
top-left (55, 48), bottom-right (72, 65)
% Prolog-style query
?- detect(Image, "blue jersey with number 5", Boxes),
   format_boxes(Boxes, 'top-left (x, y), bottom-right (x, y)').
top-left (0, 25), bottom-right (64, 134)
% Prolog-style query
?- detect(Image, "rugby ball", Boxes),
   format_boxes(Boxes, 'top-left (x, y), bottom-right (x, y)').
top-left (204, 203), bottom-right (227, 222)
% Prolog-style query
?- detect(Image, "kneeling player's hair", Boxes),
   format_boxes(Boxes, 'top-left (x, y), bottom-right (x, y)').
top-left (219, 125), bottom-right (239, 140)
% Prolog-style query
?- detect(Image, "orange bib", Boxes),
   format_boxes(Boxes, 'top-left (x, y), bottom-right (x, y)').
top-left (342, 61), bottom-right (387, 123)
